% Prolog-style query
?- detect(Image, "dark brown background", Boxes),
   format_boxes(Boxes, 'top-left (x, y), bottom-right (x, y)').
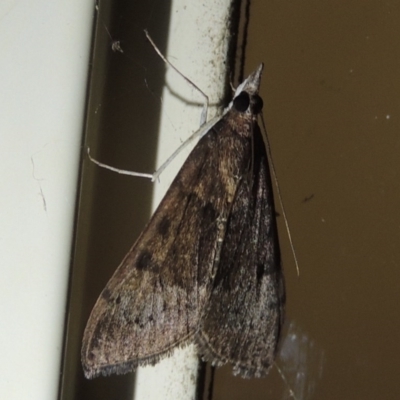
top-left (62, 1), bottom-right (400, 399)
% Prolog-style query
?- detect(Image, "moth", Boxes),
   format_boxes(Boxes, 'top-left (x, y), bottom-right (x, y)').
top-left (82, 63), bottom-right (285, 379)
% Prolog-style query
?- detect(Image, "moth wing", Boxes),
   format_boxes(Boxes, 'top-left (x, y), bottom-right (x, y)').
top-left (196, 128), bottom-right (285, 378)
top-left (82, 131), bottom-right (230, 378)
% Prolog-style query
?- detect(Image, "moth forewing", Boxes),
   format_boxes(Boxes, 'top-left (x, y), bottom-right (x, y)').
top-left (195, 65), bottom-right (284, 378)
top-left (82, 63), bottom-right (285, 380)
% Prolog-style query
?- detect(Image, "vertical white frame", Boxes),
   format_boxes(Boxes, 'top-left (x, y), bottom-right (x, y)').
top-left (134, 1), bottom-right (235, 399)
top-left (0, 1), bottom-right (94, 400)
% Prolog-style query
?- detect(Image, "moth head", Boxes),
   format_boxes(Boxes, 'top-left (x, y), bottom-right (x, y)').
top-left (233, 91), bottom-right (263, 115)
top-left (235, 63), bottom-right (263, 94)
top-left (230, 63), bottom-right (264, 115)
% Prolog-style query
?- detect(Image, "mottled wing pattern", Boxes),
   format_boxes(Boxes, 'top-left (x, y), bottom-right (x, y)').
top-left (82, 125), bottom-right (236, 379)
top-left (196, 124), bottom-right (285, 378)
top-left (82, 64), bottom-right (284, 380)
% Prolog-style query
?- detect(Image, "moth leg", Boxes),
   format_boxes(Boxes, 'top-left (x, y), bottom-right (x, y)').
top-left (87, 116), bottom-right (220, 182)
top-left (86, 32), bottom-right (220, 181)
top-left (86, 147), bottom-right (153, 179)
top-left (151, 116), bottom-right (220, 181)
top-left (144, 30), bottom-right (209, 126)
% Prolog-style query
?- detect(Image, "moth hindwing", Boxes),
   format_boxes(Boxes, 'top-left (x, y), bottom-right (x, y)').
top-left (82, 64), bottom-right (285, 379)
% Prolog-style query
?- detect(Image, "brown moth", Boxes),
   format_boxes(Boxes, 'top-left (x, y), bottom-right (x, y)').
top-left (82, 64), bottom-right (285, 379)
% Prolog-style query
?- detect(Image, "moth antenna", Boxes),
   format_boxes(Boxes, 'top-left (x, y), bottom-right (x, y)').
top-left (144, 30), bottom-right (209, 126)
top-left (260, 115), bottom-right (300, 276)
top-left (274, 362), bottom-right (299, 400)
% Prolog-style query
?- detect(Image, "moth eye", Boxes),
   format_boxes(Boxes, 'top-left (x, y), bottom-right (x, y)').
top-left (233, 91), bottom-right (250, 112)
top-left (252, 94), bottom-right (263, 114)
